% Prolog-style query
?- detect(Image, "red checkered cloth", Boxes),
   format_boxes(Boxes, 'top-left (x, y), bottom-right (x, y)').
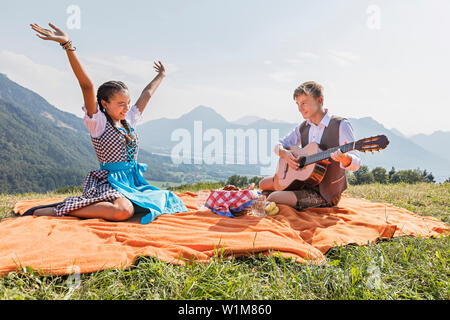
top-left (204, 189), bottom-right (261, 218)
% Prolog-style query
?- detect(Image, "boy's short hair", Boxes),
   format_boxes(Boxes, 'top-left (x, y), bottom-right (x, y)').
top-left (293, 81), bottom-right (324, 104)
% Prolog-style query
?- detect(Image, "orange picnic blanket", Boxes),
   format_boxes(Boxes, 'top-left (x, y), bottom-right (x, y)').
top-left (0, 192), bottom-right (448, 276)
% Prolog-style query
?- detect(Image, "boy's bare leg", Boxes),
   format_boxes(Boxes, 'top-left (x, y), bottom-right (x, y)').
top-left (266, 191), bottom-right (297, 207)
top-left (259, 176), bottom-right (275, 191)
top-left (259, 176), bottom-right (298, 206)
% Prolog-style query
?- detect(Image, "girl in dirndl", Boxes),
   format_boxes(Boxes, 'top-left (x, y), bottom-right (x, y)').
top-left (28, 22), bottom-right (188, 224)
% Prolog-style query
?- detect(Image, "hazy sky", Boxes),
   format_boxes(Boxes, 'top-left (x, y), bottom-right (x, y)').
top-left (1, 0), bottom-right (449, 136)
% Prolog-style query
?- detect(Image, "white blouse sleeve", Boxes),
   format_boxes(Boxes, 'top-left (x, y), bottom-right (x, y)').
top-left (338, 119), bottom-right (362, 172)
top-left (82, 103), bottom-right (106, 138)
top-left (126, 104), bottom-right (143, 128)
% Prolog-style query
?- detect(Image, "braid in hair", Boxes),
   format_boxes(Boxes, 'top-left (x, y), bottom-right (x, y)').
top-left (97, 81), bottom-right (137, 157)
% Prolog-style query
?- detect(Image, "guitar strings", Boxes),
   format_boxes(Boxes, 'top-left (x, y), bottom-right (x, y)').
top-left (304, 142), bottom-right (353, 165)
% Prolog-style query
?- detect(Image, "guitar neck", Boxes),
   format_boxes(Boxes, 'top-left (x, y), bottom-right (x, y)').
top-left (304, 142), bottom-right (355, 166)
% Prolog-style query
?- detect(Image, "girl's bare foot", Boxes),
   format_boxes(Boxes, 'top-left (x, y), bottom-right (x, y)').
top-left (33, 207), bottom-right (57, 217)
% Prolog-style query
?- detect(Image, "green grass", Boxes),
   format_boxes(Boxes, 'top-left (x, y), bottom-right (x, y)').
top-left (0, 183), bottom-right (448, 300)
top-left (168, 181), bottom-right (225, 193)
top-left (146, 180), bottom-right (183, 188)
top-left (344, 182), bottom-right (449, 224)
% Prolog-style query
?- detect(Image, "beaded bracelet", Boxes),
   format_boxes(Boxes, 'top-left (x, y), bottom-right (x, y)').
top-left (60, 39), bottom-right (76, 51)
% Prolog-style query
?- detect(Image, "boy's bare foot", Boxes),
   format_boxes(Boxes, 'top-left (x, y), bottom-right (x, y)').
top-left (33, 207), bottom-right (57, 217)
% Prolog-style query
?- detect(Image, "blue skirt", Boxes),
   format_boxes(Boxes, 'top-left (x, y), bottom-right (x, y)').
top-left (99, 160), bottom-right (188, 224)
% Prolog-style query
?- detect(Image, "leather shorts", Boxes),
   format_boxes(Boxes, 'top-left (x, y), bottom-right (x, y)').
top-left (291, 186), bottom-right (341, 210)
top-left (262, 185), bottom-right (341, 211)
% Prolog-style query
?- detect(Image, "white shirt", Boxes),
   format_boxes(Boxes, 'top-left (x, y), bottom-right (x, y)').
top-left (82, 103), bottom-right (143, 138)
top-left (274, 108), bottom-right (361, 171)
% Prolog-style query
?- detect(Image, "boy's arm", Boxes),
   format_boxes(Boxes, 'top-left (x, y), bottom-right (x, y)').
top-left (273, 124), bottom-right (302, 170)
top-left (332, 119), bottom-right (361, 171)
top-left (135, 61), bottom-right (165, 114)
top-left (273, 124), bottom-right (301, 156)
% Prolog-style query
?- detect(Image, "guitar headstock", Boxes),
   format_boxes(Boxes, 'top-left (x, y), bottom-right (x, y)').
top-left (355, 135), bottom-right (389, 153)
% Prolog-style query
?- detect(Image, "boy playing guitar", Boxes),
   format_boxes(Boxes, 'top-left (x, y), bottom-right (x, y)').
top-left (259, 81), bottom-right (362, 210)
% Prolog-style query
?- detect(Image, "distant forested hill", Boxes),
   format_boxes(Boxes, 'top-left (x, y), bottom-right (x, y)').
top-left (0, 95), bottom-right (95, 194)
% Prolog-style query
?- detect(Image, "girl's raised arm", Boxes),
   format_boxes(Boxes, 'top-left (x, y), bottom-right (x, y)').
top-left (30, 22), bottom-right (97, 117)
top-left (134, 61), bottom-right (166, 115)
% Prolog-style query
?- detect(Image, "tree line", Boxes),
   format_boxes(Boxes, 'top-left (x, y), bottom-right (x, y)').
top-left (223, 167), bottom-right (442, 188)
top-left (168, 175), bottom-right (264, 192)
top-left (169, 166), bottom-right (446, 192)
top-left (347, 166), bottom-right (440, 185)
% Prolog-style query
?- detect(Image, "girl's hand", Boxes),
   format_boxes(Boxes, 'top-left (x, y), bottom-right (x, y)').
top-left (30, 22), bottom-right (69, 44)
top-left (153, 61), bottom-right (166, 77)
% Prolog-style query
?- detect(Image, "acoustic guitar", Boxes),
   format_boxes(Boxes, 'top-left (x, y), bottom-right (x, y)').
top-left (273, 135), bottom-right (389, 191)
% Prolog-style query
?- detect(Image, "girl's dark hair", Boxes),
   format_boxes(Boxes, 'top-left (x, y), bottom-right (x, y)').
top-left (97, 80), bottom-right (136, 152)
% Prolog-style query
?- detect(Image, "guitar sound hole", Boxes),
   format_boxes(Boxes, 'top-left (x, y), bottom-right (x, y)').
top-left (298, 156), bottom-right (306, 168)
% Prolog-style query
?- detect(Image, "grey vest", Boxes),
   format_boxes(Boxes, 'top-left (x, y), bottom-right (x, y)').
top-left (299, 115), bottom-right (347, 202)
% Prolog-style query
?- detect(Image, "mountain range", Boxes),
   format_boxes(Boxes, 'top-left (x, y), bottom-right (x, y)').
top-left (135, 106), bottom-right (450, 182)
top-left (0, 72), bottom-right (448, 194)
top-left (409, 131), bottom-right (450, 162)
